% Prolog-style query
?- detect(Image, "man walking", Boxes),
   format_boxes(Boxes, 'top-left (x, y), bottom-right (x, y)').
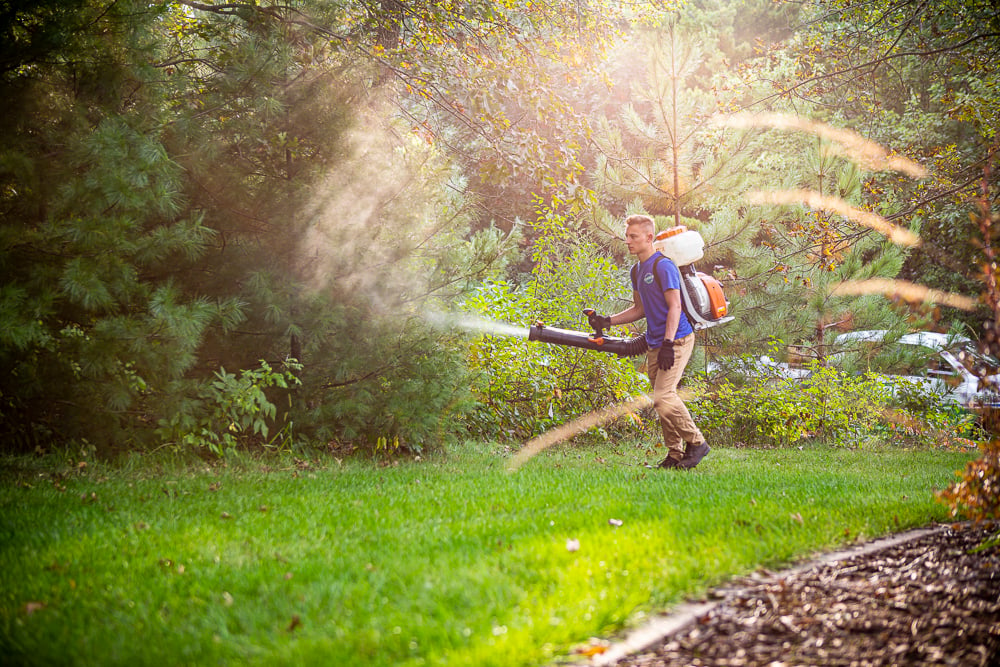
top-left (588, 214), bottom-right (710, 469)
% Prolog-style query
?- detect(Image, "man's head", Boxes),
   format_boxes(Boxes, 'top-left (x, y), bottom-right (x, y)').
top-left (624, 214), bottom-right (655, 258)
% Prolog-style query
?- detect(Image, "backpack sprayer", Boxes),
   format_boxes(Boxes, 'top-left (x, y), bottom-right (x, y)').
top-left (654, 226), bottom-right (733, 331)
top-left (527, 226), bottom-right (733, 356)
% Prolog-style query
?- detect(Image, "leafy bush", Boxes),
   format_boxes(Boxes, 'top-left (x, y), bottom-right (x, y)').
top-left (690, 364), bottom-right (981, 449)
top-left (936, 439), bottom-right (1000, 521)
top-left (463, 213), bottom-right (648, 440)
top-left (155, 360), bottom-right (301, 456)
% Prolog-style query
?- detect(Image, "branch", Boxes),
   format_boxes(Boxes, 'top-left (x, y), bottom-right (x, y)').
top-left (750, 31), bottom-right (1000, 108)
top-left (153, 57), bottom-right (224, 73)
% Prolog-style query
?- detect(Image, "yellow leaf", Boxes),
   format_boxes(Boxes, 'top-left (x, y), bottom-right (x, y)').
top-left (576, 643), bottom-right (609, 657)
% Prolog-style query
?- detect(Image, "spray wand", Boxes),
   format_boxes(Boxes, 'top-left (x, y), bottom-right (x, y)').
top-left (527, 309), bottom-right (648, 358)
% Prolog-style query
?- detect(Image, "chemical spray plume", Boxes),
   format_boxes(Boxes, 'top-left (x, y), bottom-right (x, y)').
top-left (423, 310), bottom-right (528, 339)
top-left (713, 112), bottom-right (928, 179)
top-left (830, 278), bottom-right (978, 311)
top-left (296, 93), bottom-right (457, 309)
top-left (507, 394), bottom-right (653, 472)
top-left (746, 189), bottom-right (921, 248)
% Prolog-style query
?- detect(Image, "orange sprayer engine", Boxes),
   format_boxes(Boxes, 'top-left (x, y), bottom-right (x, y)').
top-left (654, 226), bottom-right (733, 330)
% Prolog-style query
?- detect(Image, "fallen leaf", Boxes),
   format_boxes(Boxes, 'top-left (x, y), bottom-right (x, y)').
top-left (23, 601), bottom-right (46, 616)
top-left (608, 518), bottom-right (623, 527)
top-left (576, 643), bottom-right (609, 657)
top-left (287, 615), bottom-right (301, 632)
top-left (791, 512), bottom-right (804, 525)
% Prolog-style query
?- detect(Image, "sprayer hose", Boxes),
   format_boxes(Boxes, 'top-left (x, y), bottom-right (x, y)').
top-left (619, 336), bottom-right (649, 357)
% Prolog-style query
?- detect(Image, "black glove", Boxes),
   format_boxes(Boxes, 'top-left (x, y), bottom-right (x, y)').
top-left (657, 340), bottom-right (675, 370)
top-left (586, 310), bottom-right (612, 333)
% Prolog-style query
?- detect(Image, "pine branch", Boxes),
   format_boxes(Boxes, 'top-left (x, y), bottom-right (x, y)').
top-left (751, 31), bottom-right (1000, 108)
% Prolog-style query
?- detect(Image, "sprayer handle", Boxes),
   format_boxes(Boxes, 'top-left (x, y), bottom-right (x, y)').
top-left (583, 308), bottom-right (611, 340)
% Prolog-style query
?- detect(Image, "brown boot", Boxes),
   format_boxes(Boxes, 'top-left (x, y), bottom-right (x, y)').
top-left (657, 454), bottom-right (683, 469)
top-left (679, 442), bottom-right (710, 469)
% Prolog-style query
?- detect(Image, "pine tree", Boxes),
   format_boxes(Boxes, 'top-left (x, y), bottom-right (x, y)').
top-left (585, 3), bottom-right (916, 362)
top-left (0, 0), bottom-right (227, 450)
top-left (726, 141), bottom-right (914, 360)
top-left (0, 0), bottom-right (516, 453)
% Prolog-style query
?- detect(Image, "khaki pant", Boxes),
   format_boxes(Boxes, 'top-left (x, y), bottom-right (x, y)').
top-left (645, 334), bottom-right (704, 461)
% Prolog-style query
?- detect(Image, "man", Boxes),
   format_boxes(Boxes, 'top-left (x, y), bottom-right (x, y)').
top-left (588, 214), bottom-right (710, 470)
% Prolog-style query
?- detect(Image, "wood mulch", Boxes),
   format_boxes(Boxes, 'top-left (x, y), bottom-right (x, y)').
top-left (596, 524), bottom-right (1000, 666)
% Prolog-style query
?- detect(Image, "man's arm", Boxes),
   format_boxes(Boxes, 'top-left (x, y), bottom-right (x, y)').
top-left (610, 290), bottom-right (644, 326)
top-left (663, 289), bottom-right (681, 341)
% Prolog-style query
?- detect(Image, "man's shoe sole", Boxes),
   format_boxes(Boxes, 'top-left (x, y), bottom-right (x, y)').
top-left (680, 443), bottom-right (710, 469)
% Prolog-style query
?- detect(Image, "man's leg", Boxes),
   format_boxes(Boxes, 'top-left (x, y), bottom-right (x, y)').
top-left (646, 347), bottom-right (683, 465)
top-left (647, 335), bottom-right (705, 467)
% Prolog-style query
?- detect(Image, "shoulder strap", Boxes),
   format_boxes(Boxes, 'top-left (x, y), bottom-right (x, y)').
top-left (651, 255), bottom-right (664, 291)
top-left (632, 255), bottom-right (666, 291)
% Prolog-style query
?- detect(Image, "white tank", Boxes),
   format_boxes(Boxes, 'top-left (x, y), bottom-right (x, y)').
top-left (653, 226), bottom-right (704, 266)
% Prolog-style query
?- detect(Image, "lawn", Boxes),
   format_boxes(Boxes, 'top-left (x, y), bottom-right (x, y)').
top-left (0, 441), bottom-right (975, 666)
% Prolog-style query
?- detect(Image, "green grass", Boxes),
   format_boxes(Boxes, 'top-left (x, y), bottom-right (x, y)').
top-left (0, 441), bottom-right (975, 666)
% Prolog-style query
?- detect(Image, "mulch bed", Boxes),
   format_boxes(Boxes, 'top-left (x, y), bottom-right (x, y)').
top-left (610, 524), bottom-right (1000, 666)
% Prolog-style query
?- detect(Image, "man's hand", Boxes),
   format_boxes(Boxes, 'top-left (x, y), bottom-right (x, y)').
top-left (657, 340), bottom-right (675, 370)
top-left (586, 310), bottom-right (612, 333)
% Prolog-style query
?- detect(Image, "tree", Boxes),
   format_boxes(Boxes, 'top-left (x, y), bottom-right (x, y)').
top-left (0, 0), bottom-right (232, 449)
top-left (0, 0), bottom-right (518, 453)
top-left (725, 139), bottom-right (917, 359)
top-left (578, 2), bottom-right (916, 360)
top-left (760, 0), bottom-right (1000, 326)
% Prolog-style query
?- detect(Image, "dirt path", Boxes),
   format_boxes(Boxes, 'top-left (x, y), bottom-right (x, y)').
top-left (587, 524), bottom-right (999, 666)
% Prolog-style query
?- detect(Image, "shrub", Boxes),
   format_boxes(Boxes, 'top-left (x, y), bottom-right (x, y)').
top-left (155, 359), bottom-right (301, 456)
top-left (936, 439), bottom-right (1000, 521)
top-left (464, 278), bottom-right (648, 440)
top-left (690, 364), bottom-right (981, 449)
top-left (463, 212), bottom-right (649, 440)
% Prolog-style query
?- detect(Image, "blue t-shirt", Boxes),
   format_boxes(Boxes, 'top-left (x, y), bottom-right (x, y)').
top-left (630, 252), bottom-right (693, 347)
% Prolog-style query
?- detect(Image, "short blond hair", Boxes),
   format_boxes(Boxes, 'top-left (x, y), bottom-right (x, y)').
top-left (625, 214), bottom-right (655, 236)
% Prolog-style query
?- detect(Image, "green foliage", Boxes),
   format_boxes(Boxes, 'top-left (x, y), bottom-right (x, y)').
top-left (2, 0), bottom-right (995, 459)
top-left (780, 0), bottom-right (1000, 329)
top-left (0, 0), bottom-right (229, 451)
top-left (293, 314), bottom-right (477, 454)
top-left (464, 212), bottom-right (647, 439)
top-left (708, 138), bottom-right (916, 358)
top-left (691, 364), bottom-right (981, 449)
top-left (1, 0), bottom-right (518, 454)
top-left (592, 21), bottom-right (739, 222)
top-left (155, 360), bottom-right (302, 456)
